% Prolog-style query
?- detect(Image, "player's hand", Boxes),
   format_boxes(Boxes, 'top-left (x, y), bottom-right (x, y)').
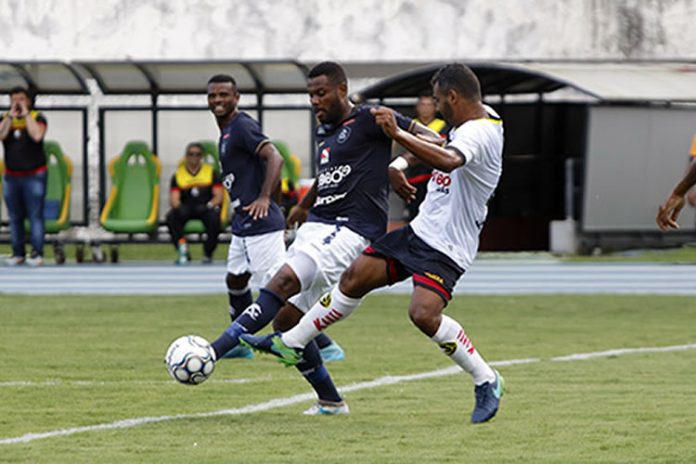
top-left (370, 106), bottom-right (398, 138)
top-left (389, 167), bottom-right (417, 203)
top-left (287, 204), bottom-right (309, 227)
top-left (656, 193), bottom-right (685, 231)
top-left (243, 196), bottom-right (270, 220)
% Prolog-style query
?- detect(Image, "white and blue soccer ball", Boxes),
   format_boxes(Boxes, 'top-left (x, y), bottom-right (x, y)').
top-left (165, 335), bottom-right (216, 385)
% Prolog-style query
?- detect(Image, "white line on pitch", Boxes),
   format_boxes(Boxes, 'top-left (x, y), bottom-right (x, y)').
top-left (0, 376), bottom-right (270, 388)
top-left (1, 343), bottom-right (694, 446)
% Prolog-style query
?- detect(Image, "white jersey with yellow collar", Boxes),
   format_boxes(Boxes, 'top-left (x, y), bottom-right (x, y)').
top-left (409, 105), bottom-right (504, 270)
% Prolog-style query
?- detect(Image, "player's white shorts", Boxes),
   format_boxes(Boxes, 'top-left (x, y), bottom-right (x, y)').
top-left (287, 221), bottom-right (370, 312)
top-left (226, 230), bottom-right (286, 289)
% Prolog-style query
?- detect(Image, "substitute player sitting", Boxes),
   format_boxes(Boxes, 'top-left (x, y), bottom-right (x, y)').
top-left (242, 63), bottom-right (506, 424)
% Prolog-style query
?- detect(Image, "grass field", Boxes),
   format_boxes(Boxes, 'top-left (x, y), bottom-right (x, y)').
top-left (1, 294), bottom-right (695, 463)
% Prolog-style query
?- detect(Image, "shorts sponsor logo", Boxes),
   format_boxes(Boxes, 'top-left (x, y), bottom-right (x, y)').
top-left (424, 272), bottom-right (444, 285)
top-left (318, 164), bottom-right (352, 188)
top-left (314, 192), bottom-right (347, 206)
top-left (319, 292), bottom-right (332, 308)
top-left (439, 342), bottom-right (457, 356)
top-left (337, 126), bottom-right (351, 144)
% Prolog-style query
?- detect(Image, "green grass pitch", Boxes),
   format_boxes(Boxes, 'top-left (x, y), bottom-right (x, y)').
top-left (1, 293), bottom-right (695, 463)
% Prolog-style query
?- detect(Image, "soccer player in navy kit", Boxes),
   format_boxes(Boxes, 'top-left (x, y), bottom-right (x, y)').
top-left (207, 62), bottom-right (439, 415)
top-left (242, 64), bottom-right (506, 424)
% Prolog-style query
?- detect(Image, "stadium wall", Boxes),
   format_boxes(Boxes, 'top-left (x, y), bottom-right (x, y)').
top-left (1, 0), bottom-right (695, 61)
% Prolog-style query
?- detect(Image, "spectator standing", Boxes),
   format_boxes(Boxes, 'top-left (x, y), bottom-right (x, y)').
top-left (0, 87), bottom-right (48, 266)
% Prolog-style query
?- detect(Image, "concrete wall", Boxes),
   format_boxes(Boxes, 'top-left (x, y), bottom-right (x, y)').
top-left (1, 0), bottom-right (695, 61)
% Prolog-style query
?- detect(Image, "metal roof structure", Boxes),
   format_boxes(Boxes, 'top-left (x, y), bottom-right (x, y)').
top-left (0, 60), bottom-right (309, 97)
top-left (352, 61), bottom-right (696, 104)
top-left (0, 61), bottom-right (89, 95)
top-left (72, 60), bottom-right (309, 95)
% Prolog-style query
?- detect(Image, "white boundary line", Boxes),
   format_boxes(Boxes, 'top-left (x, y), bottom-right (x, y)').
top-left (0, 376), bottom-right (270, 388)
top-left (1, 343), bottom-right (695, 446)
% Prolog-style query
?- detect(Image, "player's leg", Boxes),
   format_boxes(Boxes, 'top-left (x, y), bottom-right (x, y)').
top-left (242, 253), bottom-right (392, 362)
top-left (209, 230), bottom-right (308, 360)
top-left (409, 283), bottom-right (502, 423)
top-left (272, 304), bottom-right (346, 414)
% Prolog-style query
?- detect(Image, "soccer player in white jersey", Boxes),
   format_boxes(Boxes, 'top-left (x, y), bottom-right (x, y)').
top-left (241, 63), bottom-right (506, 424)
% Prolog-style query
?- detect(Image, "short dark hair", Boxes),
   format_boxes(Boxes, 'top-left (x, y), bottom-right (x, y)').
top-left (431, 64), bottom-right (481, 100)
top-left (9, 86), bottom-right (32, 100)
top-left (186, 142), bottom-right (204, 154)
top-left (418, 90), bottom-right (435, 99)
top-left (308, 61), bottom-right (347, 85)
top-left (207, 74), bottom-right (237, 88)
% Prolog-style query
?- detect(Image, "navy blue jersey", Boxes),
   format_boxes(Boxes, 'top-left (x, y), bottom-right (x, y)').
top-left (308, 105), bottom-right (414, 241)
top-left (218, 112), bottom-right (285, 236)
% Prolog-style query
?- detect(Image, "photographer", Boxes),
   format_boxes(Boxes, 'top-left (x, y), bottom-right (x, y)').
top-left (0, 87), bottom-right (48, 266)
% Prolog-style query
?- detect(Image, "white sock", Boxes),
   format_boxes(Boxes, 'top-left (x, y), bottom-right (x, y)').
top-left (431, 315), bottom-right (495, 385)
top-left (282, 287), bottom-right (362, 348)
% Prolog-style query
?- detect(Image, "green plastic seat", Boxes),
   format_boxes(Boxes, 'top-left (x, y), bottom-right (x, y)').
top-left (182, 140), bottom-right (230, 234)
top-left (43, 141), bottom-right (72, 233)
top-left (100, 141), bottom-right (161, 234)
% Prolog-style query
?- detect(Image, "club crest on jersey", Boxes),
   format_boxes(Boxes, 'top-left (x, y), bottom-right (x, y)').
top-left (320, 147), bottom-right (331, 165)
top-left (337, 126), bottom-right (351, 144)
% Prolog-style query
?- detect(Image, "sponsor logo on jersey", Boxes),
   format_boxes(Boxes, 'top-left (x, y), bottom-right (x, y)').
top-left (319, 292), bottom-right (332, 308)
top-left (424, 272), bottom-right (444, 285)
top-left (318, 164), bottom-right (352, 188)
top-left (313, 308), bottom-right (343, 331)
top-left (337, 126), bottom-right (352, 144)
top-left (314, 192), bottom-right (348, 206)
top-left (320, 147), bottom-right (331, 165)
top-left (431, 171), bottom-right (452, 194)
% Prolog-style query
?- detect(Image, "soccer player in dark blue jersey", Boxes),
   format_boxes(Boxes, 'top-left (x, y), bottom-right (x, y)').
top-left (208, 74), bottom-right (344, 361)
top-left (208, 63), bottom-right (439, 415)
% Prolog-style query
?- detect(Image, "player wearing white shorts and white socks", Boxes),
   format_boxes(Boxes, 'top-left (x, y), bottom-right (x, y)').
top-left (242, 63), bottom-right (506, 424)
top-left (208, 74), bottom-right (342, 360)
top-left (208, 62), bottom-right (438, 415)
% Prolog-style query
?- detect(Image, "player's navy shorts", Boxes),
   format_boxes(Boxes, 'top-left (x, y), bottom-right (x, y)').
top-left (363, 225), bottom-right (465, 303)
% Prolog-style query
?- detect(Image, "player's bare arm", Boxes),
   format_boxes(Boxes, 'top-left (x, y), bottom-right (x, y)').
top-left (243, 141), bottom-right (284, 220)
top-left (287, 178), bottom-right (317, 226)
top-left (657, 160), bottom-right (696, 230)
top-left (372, 107), bottom-right (463, 173)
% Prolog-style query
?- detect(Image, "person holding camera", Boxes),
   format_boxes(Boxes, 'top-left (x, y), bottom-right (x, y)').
top-left (0, 87), bottom-right (48, 266)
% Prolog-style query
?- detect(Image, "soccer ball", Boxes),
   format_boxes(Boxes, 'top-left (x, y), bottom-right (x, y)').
top-left (165, 335), bottom-right (216, 385)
